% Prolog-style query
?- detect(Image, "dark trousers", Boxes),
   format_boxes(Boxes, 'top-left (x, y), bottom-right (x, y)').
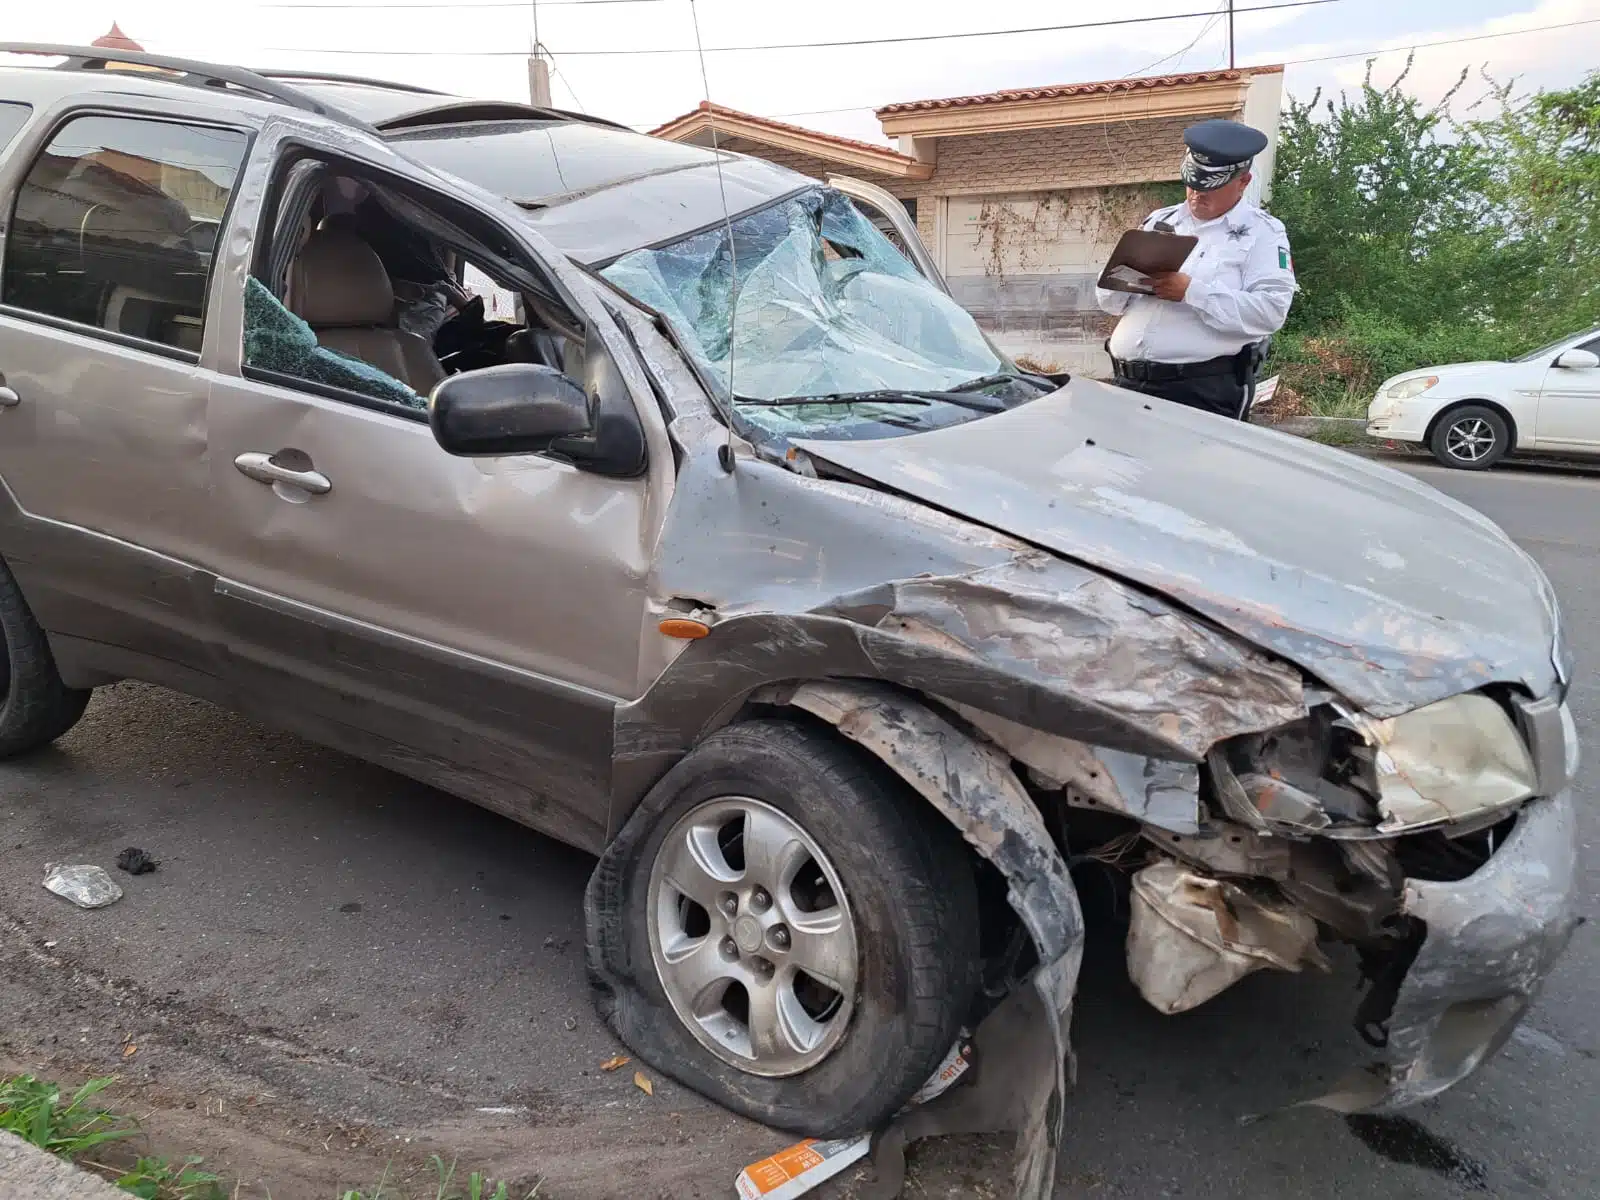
top-left (1113, 370), bottom-right (1246, 419)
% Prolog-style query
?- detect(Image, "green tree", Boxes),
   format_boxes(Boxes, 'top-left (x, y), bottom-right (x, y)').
top-left (1464, 71), bottom-right (1600, 335)
top-left (1265, 60), bottom-right (1599, 414)
top-left (1272, 57), bottom-right (1524, 335)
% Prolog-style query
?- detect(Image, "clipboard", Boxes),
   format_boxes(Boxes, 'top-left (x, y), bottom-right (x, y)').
top-left (1096, 229), bottom-right (1198, 295)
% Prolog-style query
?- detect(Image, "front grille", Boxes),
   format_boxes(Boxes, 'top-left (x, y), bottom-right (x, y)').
top-left (1393, 812), bottom-right (1519, 883)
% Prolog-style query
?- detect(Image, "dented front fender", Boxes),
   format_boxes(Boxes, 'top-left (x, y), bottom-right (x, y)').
top-left (771, 681), bottom-right (1080, 1200)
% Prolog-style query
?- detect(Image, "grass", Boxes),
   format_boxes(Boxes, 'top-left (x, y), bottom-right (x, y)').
top-left (1306, 388), bottom-right (1374, 419)
top-left (0, 1074), bottom-right (226, 1199)
top-left (1, 1074), bottom-right (540, 1200)
top-left (1308, 423), bottom-right (1372, 447)
top-left (340, 1155), bottom-right (542, 1200)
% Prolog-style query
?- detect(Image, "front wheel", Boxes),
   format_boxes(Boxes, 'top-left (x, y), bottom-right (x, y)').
top-left (1430, 404), bottom-right (1510, 470)
top-left (0, 555), bottom-right (90, 757)
top-left (599, 719), bottom-right (980, 1136)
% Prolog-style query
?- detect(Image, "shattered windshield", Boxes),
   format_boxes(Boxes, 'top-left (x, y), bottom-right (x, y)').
top-left (601, 188), bottom-right (1032, 441)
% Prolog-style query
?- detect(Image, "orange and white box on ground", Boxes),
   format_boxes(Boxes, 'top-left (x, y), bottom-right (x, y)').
top-left (734, 1135), bottom-right (872, 1200)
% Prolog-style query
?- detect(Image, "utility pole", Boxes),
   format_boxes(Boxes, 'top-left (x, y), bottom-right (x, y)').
top-left (527, 0), bottom-right (552, 106)
top-left (1227, 0), bottom-right (1235, 68)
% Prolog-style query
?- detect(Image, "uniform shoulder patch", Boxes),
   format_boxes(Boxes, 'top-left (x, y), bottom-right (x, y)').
top-left (1278, 245), bottom-right (1294, 272)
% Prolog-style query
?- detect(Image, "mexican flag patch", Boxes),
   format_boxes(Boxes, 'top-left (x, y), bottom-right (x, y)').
top-left (1278, 246), bottom-right (1293, 271)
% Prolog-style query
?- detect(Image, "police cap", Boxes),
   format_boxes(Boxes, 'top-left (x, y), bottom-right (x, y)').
top-left (1180, 118), bottom-right (1268, 190)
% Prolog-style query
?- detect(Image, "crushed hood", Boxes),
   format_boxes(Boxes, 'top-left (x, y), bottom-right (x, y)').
top-left (796, 378), bottom-right (1560, 716)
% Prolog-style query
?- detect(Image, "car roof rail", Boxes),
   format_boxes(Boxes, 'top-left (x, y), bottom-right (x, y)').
top-left (253, 69), bottom-right (447, 98)
top-left (0, 42), bottom-right (376, 129)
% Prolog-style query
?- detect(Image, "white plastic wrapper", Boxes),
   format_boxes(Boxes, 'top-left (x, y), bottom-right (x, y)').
top-left (43, 864), bottom-right (123, 909)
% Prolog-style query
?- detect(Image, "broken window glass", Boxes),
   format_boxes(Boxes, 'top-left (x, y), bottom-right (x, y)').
top-left (243, 277), bottom-right (425, 410)
top-left (601, 188), bottom-right (1004, 438)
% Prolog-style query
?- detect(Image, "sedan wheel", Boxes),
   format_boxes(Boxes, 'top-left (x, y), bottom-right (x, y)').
top-left (1430, 404), bottom-right (1510, 470)
top-left (648, 796), bottom-right (857, 1076)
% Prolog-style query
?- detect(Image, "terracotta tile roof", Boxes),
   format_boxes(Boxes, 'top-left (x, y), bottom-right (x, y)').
top-left (651, 101), bottom-right (918, 170)
top-left (91, 22), bottom-right (145, 52)
top-left (876, 65), bottom-right (1282, 117)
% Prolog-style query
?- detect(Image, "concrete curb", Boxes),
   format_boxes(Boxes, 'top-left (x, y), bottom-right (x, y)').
top-left (0, 1131), bottom-right (129, 1200)
top-left (1248, 414), bottom-right (1391, 445)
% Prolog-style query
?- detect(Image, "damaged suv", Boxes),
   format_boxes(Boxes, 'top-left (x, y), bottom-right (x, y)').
top-left (0, 47), bottom-right (1579, 1197)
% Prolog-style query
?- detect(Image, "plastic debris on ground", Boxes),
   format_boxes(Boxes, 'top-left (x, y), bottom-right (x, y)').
top-left (735, 1137), bottom-right (873, 1200)
top-left (42, 864), bottom-right (123, 909)
top-left (733, 1033), bottom-right (973, 1199)
top-left (906, 1034), bottom-right (972, 1107)
top-left (115, 847), bottom-right (159, 875)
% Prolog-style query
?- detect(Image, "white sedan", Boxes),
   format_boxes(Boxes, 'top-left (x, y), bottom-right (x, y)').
top-left (1367, 328), bottom-right (1600, 469)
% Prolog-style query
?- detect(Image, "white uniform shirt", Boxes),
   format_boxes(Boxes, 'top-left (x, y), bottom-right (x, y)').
top-left (1097, 199), bottom-right (1296, 365)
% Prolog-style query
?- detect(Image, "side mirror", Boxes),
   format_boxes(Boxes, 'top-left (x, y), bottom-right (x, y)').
top-left (429, 363), bottom-right (593, 457)
top-left (1555, 348), bottom-right (1599, 369)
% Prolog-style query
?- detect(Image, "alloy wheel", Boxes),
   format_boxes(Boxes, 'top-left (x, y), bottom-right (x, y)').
top-left (1444, 416), bottom-right (1497, 463)
top-left (647, 796), bottom-right (858, 1077)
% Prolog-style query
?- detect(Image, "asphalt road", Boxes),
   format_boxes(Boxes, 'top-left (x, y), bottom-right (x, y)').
top-left (2, 457), bottom-right (1597, 1199)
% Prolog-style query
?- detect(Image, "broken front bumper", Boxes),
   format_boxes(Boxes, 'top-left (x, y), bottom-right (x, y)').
top-left (1331, 789), bottom-right (1580, 1112)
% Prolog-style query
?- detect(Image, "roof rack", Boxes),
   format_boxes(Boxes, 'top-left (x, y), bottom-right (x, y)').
top-left (253, 69), bottom-right (447, 98)
top-left (0, 42), bottom-right (376, 130)
top-left (256, 71), bottom-right (632, 133)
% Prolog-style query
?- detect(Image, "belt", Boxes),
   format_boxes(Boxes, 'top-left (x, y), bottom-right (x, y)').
top-left (1111, 354), bottom-right (1238, 383)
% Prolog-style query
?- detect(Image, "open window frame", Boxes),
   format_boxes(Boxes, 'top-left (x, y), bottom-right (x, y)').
top-left (243, 144), bottom-right (647, 477)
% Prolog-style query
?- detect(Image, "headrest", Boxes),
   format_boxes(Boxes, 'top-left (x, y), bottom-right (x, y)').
top-left (290, 228), bottom-right (394, 327)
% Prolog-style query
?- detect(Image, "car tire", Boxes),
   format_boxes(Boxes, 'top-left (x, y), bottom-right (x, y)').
top-left (591, 718), bottom-right (979, 1136)
top-left (0, 556), bottom-right (91, 757)
top-left (1429, 404), bottom-right (1510, 470)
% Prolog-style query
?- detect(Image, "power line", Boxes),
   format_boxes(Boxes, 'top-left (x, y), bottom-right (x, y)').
top-left (1127, 2), bottom-right (1229, 78)
top-left (261, 0), bottom-right (661, 6)
top-left (262, 0), bottom-right (1339, 57)
top-left (1277, 16), bottom-right (1600, 67)
top-left (645, 15), bottom-right (1600, 125)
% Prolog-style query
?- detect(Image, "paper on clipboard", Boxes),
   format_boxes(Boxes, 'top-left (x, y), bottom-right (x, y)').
top-left (1096, 229), bottom-right (1198, 295)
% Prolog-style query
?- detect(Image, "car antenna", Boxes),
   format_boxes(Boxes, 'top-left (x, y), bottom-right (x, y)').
top-left (689, 0), bottom-right (740, 474)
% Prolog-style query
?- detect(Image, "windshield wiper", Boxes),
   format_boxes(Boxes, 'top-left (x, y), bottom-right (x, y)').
top-left (738, 392), bottom-right (932, 408)
top-left (740, 389), bottom-right (1007, 413)
top-left (951, 370), bottom-right (1058, 393)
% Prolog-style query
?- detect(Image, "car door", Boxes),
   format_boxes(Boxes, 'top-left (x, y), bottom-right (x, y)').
top-left (200, 118), bottom-right (674, 852)
top-left (1534, 335), bottom-right (1600, 450)
top-left (0, 98), bottom-right (251, 685)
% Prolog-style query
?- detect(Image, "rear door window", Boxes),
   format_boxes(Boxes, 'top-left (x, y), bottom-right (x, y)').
top-left (0, 102), bottom-right (31, 156)
top-left (1, 114), bottom-right (248, 353)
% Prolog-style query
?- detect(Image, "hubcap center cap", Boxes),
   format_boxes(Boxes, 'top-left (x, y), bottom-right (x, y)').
top-left (733, 915), bottom-right (763, 954)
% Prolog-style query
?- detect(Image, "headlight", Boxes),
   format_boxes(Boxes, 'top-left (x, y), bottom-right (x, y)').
top-left (1385, 375), bottom-right (1440, 399)
top-left (1353, 693), bottom-right (1536, 832)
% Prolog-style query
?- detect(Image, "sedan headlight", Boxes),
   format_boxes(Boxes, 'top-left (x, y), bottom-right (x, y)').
top-left (1385, 375), bottom-right (1440, 400)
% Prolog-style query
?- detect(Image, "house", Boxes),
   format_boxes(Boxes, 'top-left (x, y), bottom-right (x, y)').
top-left (652, 66), bottom-right (1284, 376)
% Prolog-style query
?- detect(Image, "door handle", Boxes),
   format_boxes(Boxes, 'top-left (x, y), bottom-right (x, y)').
top-left (234, 451), bottom-right (332, 495)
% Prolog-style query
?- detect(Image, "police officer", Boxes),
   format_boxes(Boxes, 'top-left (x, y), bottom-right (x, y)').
top-left (1096, 118), bottom-right (1295, 418)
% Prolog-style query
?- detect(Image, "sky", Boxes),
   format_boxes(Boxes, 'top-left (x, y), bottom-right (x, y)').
top-left (3, 0), bottom-right (1598, 146)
